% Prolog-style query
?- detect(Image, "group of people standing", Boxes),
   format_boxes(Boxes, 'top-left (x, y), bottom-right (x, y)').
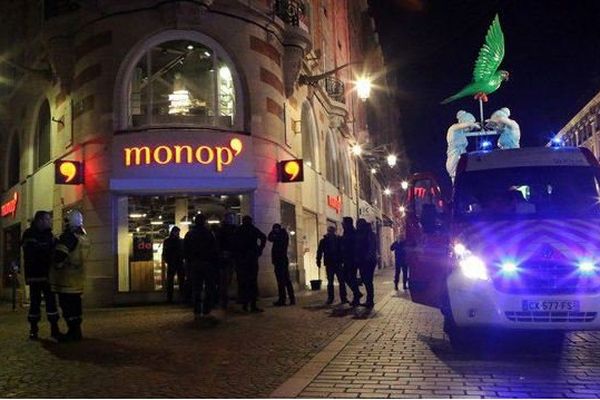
top-left (316, 217), bottom-right (378, 308)
top-left (21, 210), bottom-right (90, 342)
top-left (162, 213), bottom-right (295, 318)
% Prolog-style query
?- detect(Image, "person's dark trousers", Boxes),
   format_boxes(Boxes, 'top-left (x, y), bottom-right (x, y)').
top-left (57, 292), bottom-right (83, 340)
top-left (344, 264), bottom-right (362, 304)
top-left (359, 262), bottom-right (376, 307)
top-left (237, 254), bottom-right (261, 310)
top-left (394, 263), bottom-right (408, 290)
top-left (182, 262), bottom-right (193, 305)
top-left (219, 252), bottom-right (235, 309)
top-left (28, 281), bottom-right (59, 335)
top-left (274, 259), bottom-right (295, 305)
top-left (166, 264), bottom-right (185, 302)
top-left (325, 263), bottom-right (347, 303)
top-left (192, 262), bottom-right (216, 316)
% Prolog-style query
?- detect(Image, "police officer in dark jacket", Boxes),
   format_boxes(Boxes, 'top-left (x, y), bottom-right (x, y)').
top-left (184, 214), bottom-right (218, 318)
top-left (317, 226), bottom-right (348, 305)
top-left (268, 223), bottom-right (295, 306)
top-left (341, 217), bottom-right (362, 306)
top-left (355, 218), bottom-right (377, 308)
top-left (390, 238), bottom-right (407, 290)
top-left (215, 212), bottom-right (238, 310)
top-left (21, 210), bottom-right (61, 340)
top-left (162, 226), bottom-right (185, 303)
top-left (234, 215), bottom-right (266, 312)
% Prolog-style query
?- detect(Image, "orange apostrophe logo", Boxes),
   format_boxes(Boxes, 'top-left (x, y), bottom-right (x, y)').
top-left (59, 161), bottom-right (77, 183)
top-left (279, 159), bottom-right (304, 182)
top-left (284, 161), bottom-right (300, 180)
top-left (55, 160), bottom-right (83, 185)
top-left (123, 138), bottom-right (244, 172)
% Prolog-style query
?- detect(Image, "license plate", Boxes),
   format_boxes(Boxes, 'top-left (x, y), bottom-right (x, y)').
top-left (522, 300), bottom-right (580, 312)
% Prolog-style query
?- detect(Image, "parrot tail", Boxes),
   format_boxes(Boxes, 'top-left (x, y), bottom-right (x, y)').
top-left (441, 93), bottom-right (462, 104)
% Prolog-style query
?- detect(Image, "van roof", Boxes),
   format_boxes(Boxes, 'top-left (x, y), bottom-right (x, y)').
top-left (462, 147), bottom-right (591, 171)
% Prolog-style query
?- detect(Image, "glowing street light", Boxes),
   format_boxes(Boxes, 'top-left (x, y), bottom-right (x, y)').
top-left (370, 168), bottom-right (377, 174)
top-left (356, 76), bottom-right (372, 101)
top-left (386, 154), bottom-right (397, 167)
top-left (351, 144), bottom-right (362, 156)
top-left (401, 180), bottom-right (409, 190)
top-left (384, 188), bottom-right (392, 196)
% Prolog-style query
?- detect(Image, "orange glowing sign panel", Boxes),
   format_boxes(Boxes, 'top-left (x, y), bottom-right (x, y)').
top-left (327, 195), bottom-right (342, 214)
top-left (1, 192), bottom-right (18, 218)
top-left (55, 160), bottom-right (84, 185)
top-left (123, 138), bottom-right (244, 172)
top-left (279, 159), bottom-right (304, 182)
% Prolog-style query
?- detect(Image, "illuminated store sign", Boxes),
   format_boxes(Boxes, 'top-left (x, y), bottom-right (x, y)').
top-left (55, 160), bottom-right (84, 185)
top-left (327, 195), bottom-right (342, 214)
top-left (279, 159), bottom-right (304, 183)
top-left (123, 138), bottom-right (243, 172)
top-left (1, 192), bottom-right (18, 218)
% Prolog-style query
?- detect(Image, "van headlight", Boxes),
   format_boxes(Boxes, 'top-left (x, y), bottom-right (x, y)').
top-left (459, 255), bottom-right (489, 280)
top-left (453, 242), bottom-right (489, 281)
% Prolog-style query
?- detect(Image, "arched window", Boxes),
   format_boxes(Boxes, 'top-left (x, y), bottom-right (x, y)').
top-left (127, 39), bottom-right (237, 128)
top-left (301, 102), bottom-right (318, 169)
top-left (338, 139), bottom-right (352, 195)
top-left (7, 132), bottom-right (20, 188)
top-left (35, 100), bottom-right (51, 169)
top-left (325, 130), bottom-right (339, 187)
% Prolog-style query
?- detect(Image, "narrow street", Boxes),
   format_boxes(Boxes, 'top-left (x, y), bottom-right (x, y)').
top-left (2, 268), bottom-right (600, 398)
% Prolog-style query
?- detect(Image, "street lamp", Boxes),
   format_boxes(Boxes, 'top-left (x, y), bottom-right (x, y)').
top-left (384, 188), bottom-right (392, 196)
top-left (401, 180), bottom-right (409, 190)
top-left (351, 144), bottom-right (363, 156)
top-left (355, 76), bottom-right (372, 101)
top-left (386, 154), bottom-right (397, 168)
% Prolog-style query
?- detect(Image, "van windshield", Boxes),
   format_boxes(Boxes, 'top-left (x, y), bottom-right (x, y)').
top-left (454, 166), bottom-right (600, 220)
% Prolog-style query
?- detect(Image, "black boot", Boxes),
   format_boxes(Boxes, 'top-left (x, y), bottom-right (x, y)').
top-left (50, 322), bottom-right (64, 341)
top-left (70, 323), bottom-right (82, 341)
top-left (29, 323), bottom-right (39, 340)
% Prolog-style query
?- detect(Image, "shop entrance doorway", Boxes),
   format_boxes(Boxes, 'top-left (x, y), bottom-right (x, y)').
top-left (117, 194), bottom-right (249, 293)
top-left (302, 210), bottom-right (319, 287)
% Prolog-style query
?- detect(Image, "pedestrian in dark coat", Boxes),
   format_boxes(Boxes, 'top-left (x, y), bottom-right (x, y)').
top-left (268, 223), bottom-right (295, 306)
top-left (21, 210), bottom-right (61, 340)
top-left (341, 217), bottom-right (362, 306)
top-left (390, 238), bottom-right (408, 290)
top-left (316, 225), bottom-right (348, 305)
top-left (355, 218), bottom-right (377, 308)
top-left (215, 212), bottom-right (238, 310)
top-left (162, 226), bottom-right (185, 303)
top-left (184, 214), bottom-right (219, 318)
top-left (234, 215), bottom-right (266, 312)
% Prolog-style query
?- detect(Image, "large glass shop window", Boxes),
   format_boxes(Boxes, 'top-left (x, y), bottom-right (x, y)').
top-left (117, 194), bottom-right (248, 292)
top-left (129, 40), bottom-right (236, 128)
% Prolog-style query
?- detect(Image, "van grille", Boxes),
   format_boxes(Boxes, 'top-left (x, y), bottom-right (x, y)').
top-left (492, 262), bottom-right (600, 295)
top-left (505, 311), bottom-right (597, 323)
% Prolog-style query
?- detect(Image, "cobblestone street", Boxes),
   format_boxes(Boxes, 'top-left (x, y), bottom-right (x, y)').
top-left (0, 276), bottom-right (359, 398)
top-left (3, 268), bottom-right (600, 398)
top-left (275, 272), bottom-right (600, 399)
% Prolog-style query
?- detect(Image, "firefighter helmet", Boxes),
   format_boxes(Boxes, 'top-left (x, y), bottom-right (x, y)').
top-left (65, 210), bottom-right (84, 228)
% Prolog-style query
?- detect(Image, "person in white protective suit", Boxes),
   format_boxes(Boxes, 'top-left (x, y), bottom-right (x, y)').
top-left (488, 107), bottom-right (520, 149)
top-left (446, 110), bottom-right (479, 181)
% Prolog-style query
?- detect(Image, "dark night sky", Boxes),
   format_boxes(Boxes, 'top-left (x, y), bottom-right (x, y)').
top-left (370, 0), bottom-right (600, 188)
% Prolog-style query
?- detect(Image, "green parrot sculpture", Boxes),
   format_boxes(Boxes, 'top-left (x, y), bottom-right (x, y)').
top-left (441, 14), bottom-right (509, 104)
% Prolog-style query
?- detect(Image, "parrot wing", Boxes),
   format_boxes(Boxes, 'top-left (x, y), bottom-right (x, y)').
top-left (472, 14), bottom-right (505, 83)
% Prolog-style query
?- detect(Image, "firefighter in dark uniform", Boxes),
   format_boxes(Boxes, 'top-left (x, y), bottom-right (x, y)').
top-left (234, 215), bottom-right (266, 312)
top-left (341, 217), bottom-right (362, 306)
top-left (21, 210), bottom-right (61, 340)
top-left (162, 226), bottom-right (185, 303)
top-left (184, 213), bottom-right (219, 318)
top-left (49, 210), bottom-right (90, 342)
top-left (268, 223), bottom-right (295, 306)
